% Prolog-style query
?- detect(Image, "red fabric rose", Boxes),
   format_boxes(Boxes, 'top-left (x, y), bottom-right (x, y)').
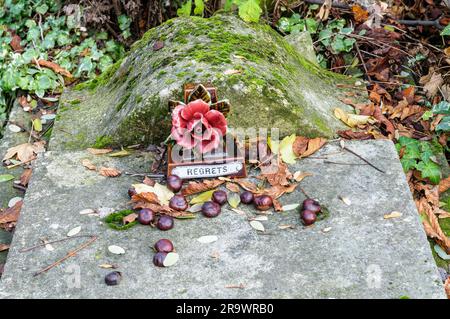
top-left (171, 99), bottom-right (227, 153)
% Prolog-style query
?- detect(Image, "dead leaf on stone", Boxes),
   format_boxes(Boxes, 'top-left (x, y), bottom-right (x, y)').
top-left (260, 161), bottom-right (292, 186)
top-left (249, 220), bottom-right (265, 232)
top-left (293, 171), bottom-right (312, 182)
top-left (0, 200), bottom-right (22, 225)
top-left (19, 169), bottom-right (32, 186)
top-left (273, 198), bottom-right (283, 212)
top-left (383, 211), bottom-right (402, 219)
top-left (293, 137), bottom-right (327, 158)
top-left (339, 196), bottom-right (352, 205)
top-left (123, 213), bottom-right (138, 224)
top-left (3, 142), bottom-right (40, 163)
top-left (278, 224), bottom-right (295, 230)
top-left (255, 183), bottom-right (298, 199)
top-left (86, 148), bottom-right (113, 155)
top-left (225, 283), bottom-right (245, 289)
top-left (132, 192), bottom-right (160, 205)
top-left (0, 244), bottom-right (9, 252)
top-left (81, 159), bottom-right (96, 171)
top-left (99, 167), bottom-right (121, 177)
top-left (99, 264), bottom-right (118, 269)
top-left (181, 179), bottom-right (225, 196)
top-left (226, 182), bottom-right (240, 193)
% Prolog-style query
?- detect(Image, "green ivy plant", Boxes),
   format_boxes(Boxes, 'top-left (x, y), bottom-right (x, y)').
top-left (178, 0), bottom-right (262, 22)
top-left (0, 0), bottom-right (124, 133)
top-left (395, 136), bottom-right (443, 184)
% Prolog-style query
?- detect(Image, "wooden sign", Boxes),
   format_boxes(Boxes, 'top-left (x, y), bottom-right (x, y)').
top-left (167, 84), bottom-right (246, 179)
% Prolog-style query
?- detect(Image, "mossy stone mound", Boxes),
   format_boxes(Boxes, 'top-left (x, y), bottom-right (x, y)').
top-left (51, 14), bottom-right (362, 150)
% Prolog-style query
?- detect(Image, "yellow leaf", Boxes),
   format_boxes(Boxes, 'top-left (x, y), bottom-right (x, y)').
top-left (334, 108), bottom-right (371, 128)
top-left (32, 118), bottom-right (42, 132)
top-left (279, 134), bottom-right (297, 164)
top-left (132, 182), bottom-right (174, 205)
top-left (190, 189), bottom-right (216, 205)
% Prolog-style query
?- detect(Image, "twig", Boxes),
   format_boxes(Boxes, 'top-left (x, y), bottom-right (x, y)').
top-left (323, 160), bottom-right (368, 166)
top-left (342, 146), bottom-right (385, 173)
top-left (20, 234), bottom-right (95, 252)
top-left (355, 42), bottom-right (371, 82)
top-left (397, 19), bottom-right (443, 30)
top-left (32, 235), bottom-right (97, 277)
top-left (7, 157), bottom-right (35, 169)
top-left (124, 172), bottom-right (165, 178)
top-left (299, 186), bottom-right (311, 199)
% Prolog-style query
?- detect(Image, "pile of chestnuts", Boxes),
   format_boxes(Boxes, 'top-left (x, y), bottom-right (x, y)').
top-left (300, 198), bottom-right (321, 226)
top-left (153, 238), bottom-right (175, 267)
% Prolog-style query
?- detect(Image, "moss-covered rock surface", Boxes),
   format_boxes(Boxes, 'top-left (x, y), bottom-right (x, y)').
top-left (50, 14), bottom-right (364, 150)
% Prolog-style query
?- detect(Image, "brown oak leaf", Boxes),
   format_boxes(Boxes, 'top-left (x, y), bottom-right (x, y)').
top-left (181, 179), bottom-right (225, 196)
top-left (99, 167), bottom-right (121, 177)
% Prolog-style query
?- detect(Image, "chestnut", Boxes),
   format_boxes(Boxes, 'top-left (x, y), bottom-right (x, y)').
top-left (240, 191), bottom-right (254, 204)
top-left (301, 209), bottom-right (317, 226)
top-left (254, 195), bottom-right (273, 211)
top-left (201, 201), bottom-right (221, 218)
top-left (157, 215), bottom-right (174, 231)
top-left (212, 190), bottom-right (227, 206)
top-left (105, 271), bottom-right (122, 286)
top-left (153, 252), bottom-right (167, 267)
top-left (155, 239), bottom-right (174, 253)
top-left (302, 198), bottom-right (321, 214)
top-left (169, 194), bottom-right (188, 211)
top-left (167, 175), bottom-right (183, 193)
top-left (137, 208), bottom-right (155, 225)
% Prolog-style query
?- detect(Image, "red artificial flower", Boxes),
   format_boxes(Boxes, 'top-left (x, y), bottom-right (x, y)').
top-left (171, 99), bottom-right (227, 153)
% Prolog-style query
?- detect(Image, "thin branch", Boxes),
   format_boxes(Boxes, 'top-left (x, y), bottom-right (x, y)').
top-left (31, 235), bottom-right (98, 277)
top-left (343, 146), bottom-right (385, 173)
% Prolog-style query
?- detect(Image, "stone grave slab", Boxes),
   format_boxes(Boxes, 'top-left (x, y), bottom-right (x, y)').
top-left (0, 140), bottom-right (445, 298)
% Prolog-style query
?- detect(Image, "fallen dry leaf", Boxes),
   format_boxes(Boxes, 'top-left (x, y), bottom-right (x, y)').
top-left (131, 192), bottom-right (160, 205)
top-left (86, 148), bottom-right (113, 155)
top-left (34, 59), bottom-right (73, 78)
top-left (0, 244), bottom-right (9, 252)
top-left (225, 283), bottom-right (245, 289)
top-left (181, 179), bottom-right (225, 196)
top-left (383, 211), bottom-right (402, 219)
top-left (2, 142), bottom-right (42, 163)
top-left (278, 224), bottom-right (295, 230)
top-left (0, 200), bottom-right (22, 225)
top-left (81, 159), bottom-right (96, 171)
top-left (19, 169), bottom-right (32, 186)
top-left (123, 213), bottom-right (138, 224)
top-left (254, 183), bottom-right (298, 199)
top-left (273, 198), bottom-right (283, 212)
top-left (416, 197), bottom-right (450, 254)
top-left (293, 171), bottom-right (312, 182)
top-left (420, 71), bottom-right (443, 99)
top-left (294, 137), bottom-right (327, 158)
top-left (226, 182), bottom-right (240, 193)
top-left (99, 167), bottom-right (121, 177)
top-left (99, 264), bottom-right (118, 269)
top-left (352, 5), bottom-right (369, 22)
top-left (439, 176), bottom-right (450, 194)
top-left (260, 161), bottom-right (292, 187)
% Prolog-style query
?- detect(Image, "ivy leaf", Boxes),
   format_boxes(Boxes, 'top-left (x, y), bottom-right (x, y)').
top-left (432, 101), bottom-right (450, 115)
top-left (441, 25), bottom-right (450, 36)
top-left (177, 0), bottom-right (192, 17)
top-left (238, 0), bottom-right (262, 23)
top-left (436, 116), bottom-right (450, 132)
top-left (415, 160), bottom-right (441, 185)
top-left (35, 4), bottom-right (49, 15)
